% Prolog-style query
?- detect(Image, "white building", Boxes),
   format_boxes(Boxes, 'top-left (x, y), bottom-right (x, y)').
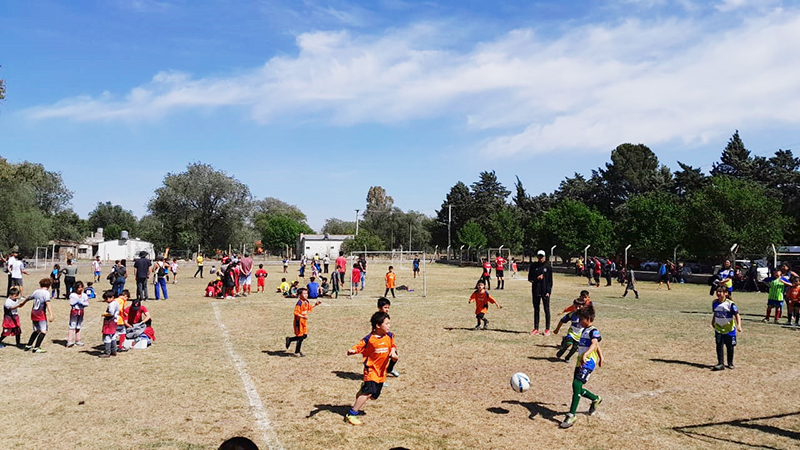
top-left (296, 234), bottom-right (353, 260)
top-left (95, 237), bottom-right (155, 261)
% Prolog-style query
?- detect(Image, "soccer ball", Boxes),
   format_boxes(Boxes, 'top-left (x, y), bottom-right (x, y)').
top-left (510, 372), bottom-right (530, 393)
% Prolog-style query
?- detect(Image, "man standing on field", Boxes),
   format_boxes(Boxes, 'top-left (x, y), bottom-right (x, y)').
top-left (528, 250), bottom-right (553, 336)
top-left (336, 251), bottom-right (347, 286)
top-left (239, 252), bottom-right (254, 296)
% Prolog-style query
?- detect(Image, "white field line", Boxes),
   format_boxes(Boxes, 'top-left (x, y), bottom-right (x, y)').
top-left (212, 302), bottom-right (284, 450)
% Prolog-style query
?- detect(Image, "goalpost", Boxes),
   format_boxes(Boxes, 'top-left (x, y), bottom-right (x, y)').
top-left (486, 247), bottom-right (512, 268)
top-left (348, 250), bottom-right (427, 298)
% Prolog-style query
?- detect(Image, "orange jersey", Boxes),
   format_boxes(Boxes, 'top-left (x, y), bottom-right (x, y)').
top-left (787, 286), bottom-right (800, 303)
top-left (114, 297), bottom-right (127, 325)
top-left (350, 332), bottom-right (396, 383)
top-left (293, 299), bottom-right (316, 336)
top-left (562, 298), bottom-right (592, 314)
top-left (469, 291), bottom-right (497, 314)
top-left (385, 272), bottom-right (396, 289)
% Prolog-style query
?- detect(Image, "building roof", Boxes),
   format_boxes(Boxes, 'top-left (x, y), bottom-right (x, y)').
top-left (299, 234), bottom-right (353, 241)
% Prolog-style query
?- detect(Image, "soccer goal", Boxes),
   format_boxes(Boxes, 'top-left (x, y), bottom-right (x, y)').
top-left (485, 247), bottom-right (512, 268)
top-left (348, 250), bottom-right (427, 298)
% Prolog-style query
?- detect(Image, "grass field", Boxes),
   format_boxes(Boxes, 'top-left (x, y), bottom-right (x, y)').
top-left (1, 261), bottom-right (798, 450)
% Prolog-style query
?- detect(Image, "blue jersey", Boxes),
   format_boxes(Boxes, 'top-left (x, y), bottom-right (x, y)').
top-left (560, 312), bottom-right (583, 341)
top-left (577, 326), bottom-right (602, 371)
top-left (712, 299), bottom-right (738, 336)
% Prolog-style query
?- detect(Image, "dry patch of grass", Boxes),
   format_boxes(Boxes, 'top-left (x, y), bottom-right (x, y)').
top-left (1, 262), bottom-right (798, 449)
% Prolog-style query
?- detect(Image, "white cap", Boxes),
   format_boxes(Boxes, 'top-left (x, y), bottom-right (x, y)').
top-left (536, 250), bottom-right (546, 256)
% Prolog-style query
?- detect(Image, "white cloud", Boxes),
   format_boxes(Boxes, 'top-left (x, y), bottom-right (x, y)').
top-left (25, 8), bottom-right (800, 156)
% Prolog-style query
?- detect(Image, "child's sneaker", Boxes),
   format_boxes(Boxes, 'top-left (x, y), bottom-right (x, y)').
top-left (345, 414), bottom-right (362, 426)
top-left (33, 348), bottom-right (47, 353)
top-left (66, 342), bottom-right (74, 348)
top-left (474, 324), bottom-right (481, 330)
top-left (389, 369), bottom-right (400, 377)
top-left (559, 413), bottom-right (577, 428)
top-left (531, 329), bottom-right (540, 336)
top-left (726, 364), bottom-right (735, 370)
top-left (24, 345), bottom-right (32, 351)
top-left (589, 396), bottom-right (603, 415)
top-left (711, 364), bottom-right (725, 371)
top-left (761, 318), bottom-right (768, 323)
top-left (544, 329), bottom-right (551, 337)
top-left (75, 341), bottom-right (85, 346)
top-left (295, 352), bottom-right (305, 357)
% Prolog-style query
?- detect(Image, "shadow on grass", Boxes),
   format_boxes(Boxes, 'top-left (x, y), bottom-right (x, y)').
top-left (650, 358), bottom-right (714, 369)
top-left (306, 404), bottom-right (351, 419)
top-left (528, 356), bottom-right (565, 363)
top-left (443, 327), bottom-right (528, 334)
top-left (500, 400), bottom-right (562, 423)
top-left (80, 349), bottom-right (106, 357)
top-left (262, 350), bottom-right (297, 357)
top-left (487, 407), bottom-right (509, 414)
top-left (535, 344), bottom-right (560, 349)
top-left (52, 339), bottom-right (69, 347)
top-left (331, 370), bottom-right (362, 380)
top-left (671, 411), bottom-right (800, 449)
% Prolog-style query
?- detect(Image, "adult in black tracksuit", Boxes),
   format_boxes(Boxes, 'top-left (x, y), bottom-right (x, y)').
top-left (528, 250), bottom-right (553, 335)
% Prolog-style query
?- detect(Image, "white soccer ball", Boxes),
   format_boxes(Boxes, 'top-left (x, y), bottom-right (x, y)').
top-left (510, 372), bottom-right (530, 393)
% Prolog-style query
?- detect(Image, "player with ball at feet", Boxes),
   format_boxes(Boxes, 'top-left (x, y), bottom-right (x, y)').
top-left (560, 304), bottom-right (603, 429)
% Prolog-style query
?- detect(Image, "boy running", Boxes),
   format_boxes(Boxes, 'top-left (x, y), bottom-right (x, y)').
top-left (553, 297), bottom-right (587, 361)
top-left (25, 279), bottom-right (53, 353)
top-left (469, 280), bottom-right (502, 330)
top-left (712, 285), bottom-right (742, 370)
top-left (377, 297), bottom-right (400, 377)
top-left (560, 305), bottom-right (603, 429)
top-left (344, 311), bottom-right (398, 425)
top-left (1, 287), bottom-right (29, 348)
top-left (284, 288), bottom-right (321, 357)
top-left (384, 266), bottom-right (396, 299)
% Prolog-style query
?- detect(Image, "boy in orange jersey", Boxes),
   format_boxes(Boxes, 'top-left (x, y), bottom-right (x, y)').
top-left (345, 311), bottom-right (398, 425)
top-left (377, 297), bottom-right (400, 377)
top-left (284, 288), bottom-right (321, 357)
top-left (255, 264), bottom-right (268, 293)
top-left (384, 266), bottom-right (397, 298)
top-left (469, 280), bottom-right (502, 330)
top-left (559, 290), bottom-right (592, 316)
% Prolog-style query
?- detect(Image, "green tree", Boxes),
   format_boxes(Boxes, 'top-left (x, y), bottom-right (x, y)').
top-left (616, 192), bottom-right (685, 260)
top-left (485, 205), bottom-right (523, 252)
top-left (341, 230), bottom-right (386, 254)
top-left (255, 214), bottom-right (313, 254)
top-left (321, 218), bottom-right (357, 235)
top-left (252, 197), bottom-right (308, 224)
top-left (684, 176), bottom-right (791, 257)
top-left (710, 131), bottom-right (753, 178)
top-left (457, 220), bottom-right (487, 249)
top-left (88, 202), bottom-right (138, 239)
top-left (538, 200), bottom-right (613, 259)
top-left (673, 162), bottom-right (707, 198)
top-left (470, 171), bottom-right (511, 223)
top-left (597, 143), bottom-right (673, 215)
top-left (13, 161), bottom-right (72, 215)
top-left (51, 209), bottom-right (88, 241)
top-left (136, 215), bottom-right (171, 250)
top-left (432, 181), bottom-right (473, 247)
top-left (148, 163), bottom-right (252, 250)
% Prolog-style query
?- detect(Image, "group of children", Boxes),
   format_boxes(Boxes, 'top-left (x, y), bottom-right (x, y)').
top-left (1, 278), bottom-right (154, 357)
top-left (479, 254), bottom-right (518, 290)
top-left (763, 267), bottom-right (800, 325)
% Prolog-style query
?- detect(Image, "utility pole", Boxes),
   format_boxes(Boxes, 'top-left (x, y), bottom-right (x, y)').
top-left (355, 209), bottom-right (360, 236)
top-left (447, 204), bottom-right (452, 259)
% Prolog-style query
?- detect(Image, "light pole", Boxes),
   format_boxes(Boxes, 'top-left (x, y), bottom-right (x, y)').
top-left (355, 209), bottom-right (360, 236)
top-left (447, 205), bottom-right (452, 259)
top-left (584, 244), bottom-right (591, 267)
top-left (624, 244), bottom-right (632, 268)
top-left (550, 245), bottom-right (557, 263)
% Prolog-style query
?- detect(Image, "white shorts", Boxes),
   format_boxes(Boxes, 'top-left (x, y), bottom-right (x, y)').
top-left (241, 274), bottom-right (252, 286)
top-left (69, 315), bottom-right (84, 330)
top-left (33, 320), bottom-right (48, 333)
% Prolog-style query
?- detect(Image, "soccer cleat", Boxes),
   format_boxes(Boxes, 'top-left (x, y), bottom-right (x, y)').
top-left (531, 329), bottom-right (540, 336)
top-left (544, 330), bottom-right (551, 337)
top-left (559, 413), bottom-right (577, 428)
top-left (761, 318), bottom-right (769, 323)
top-left (389, 369), bottom-right (400, 377)
top-left (474, 324), bottom-right (481, 330)
top-left (24, 345), bottom-right (32, 351)
top-left (295, 352), bottom-right (305, 357)
top-left (726, 364), bottom-right (735, 370)
top-left (66, 342), bottom-right (74, 348)
top-left (345, 414), bottom-right (362, 426)
top-left (75, 341), bottom-right (85, 346)
top-left (285, 337), bottom-right (291, 350)
top-left (711, 364), bottom-right (725, 371)
top-left (589, 396), bottom-right (603, 415)
top-left (33, 348), bottom-right (47, 353)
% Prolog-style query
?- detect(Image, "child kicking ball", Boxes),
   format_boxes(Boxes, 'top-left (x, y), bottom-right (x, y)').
top-left (560, 305), bottom-right (603, 429)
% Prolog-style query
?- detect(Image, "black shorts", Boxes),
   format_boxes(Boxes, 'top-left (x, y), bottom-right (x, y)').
top-left (659, 274), bottom-right (669, 282)
top-left (359, 381), bottom-right (384, 400)
top-left (574, 366), bottom-right (593, 384)
top-left (496, 270), bottom-right (504, 278)
top-left (413, 267), bottom-right (420, 272)
top-left (476, 313), bottom-right (485, 320)
top-left (715, 333), bottom-right (737, 347)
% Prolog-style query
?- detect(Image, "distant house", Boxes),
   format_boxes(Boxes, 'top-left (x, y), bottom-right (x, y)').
top-left (296, 234), bottom-right (354, 260)
top-left (95, 230), bottom-right (155, 261)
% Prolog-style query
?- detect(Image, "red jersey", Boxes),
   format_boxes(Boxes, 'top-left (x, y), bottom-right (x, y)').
top-left (352, 267), bottom-right (362, 283)
top-left (495, 257), bottom-right (506, 270)
top-left (350, 332), bottom-right (396, 383)
top-left (483, 262), bottom-right (492, 276)
top-left (255, 269), bottom-right (268, 279)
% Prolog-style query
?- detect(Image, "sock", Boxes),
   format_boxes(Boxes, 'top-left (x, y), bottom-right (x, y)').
top-left (727, 344), bottom-right (734, 366)
top-left (348, 408), bottom-right (358, 416)
top-left (501, 280), bottom-right (505, 289)
top-left (776, 309), bottom-right (782, 320)
top-left (27, 332), bottom-right (38, 347)
top-left (570, 379), bottom-right (584, 414)
top-left (15, 334), bottom-right (21, 346)
top-left (483, 318), bottom-right (488, 328)
top-left (35, 333), bottom-right (46, 348)
top-left (556, 338), bottom-right (569, 357)
top-left (581, 387), bottom-right (598, 401)
top-left (105, 341), bottom-right (111, 354)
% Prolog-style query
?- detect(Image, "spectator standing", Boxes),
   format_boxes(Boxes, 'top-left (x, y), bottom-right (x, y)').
top-left (335, 251), bottom-right (347, 286)
top-left (323, 255), bottom-right (330, 274)
top-left (134, 252), bottom-right (152, 300)
top-left (528, 250), bottom-right (553, 336)
top-left (62, 259), bottom-right (77, 298)
top-left (193, 253), bottom-right (204, 278)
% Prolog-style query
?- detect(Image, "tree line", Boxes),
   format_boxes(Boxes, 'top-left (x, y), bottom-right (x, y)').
top-left (2, 132), bottom-right (797, 262)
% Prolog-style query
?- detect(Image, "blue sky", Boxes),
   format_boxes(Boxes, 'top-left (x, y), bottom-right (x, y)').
top-left (2, 0), bottom-right (800, 231)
